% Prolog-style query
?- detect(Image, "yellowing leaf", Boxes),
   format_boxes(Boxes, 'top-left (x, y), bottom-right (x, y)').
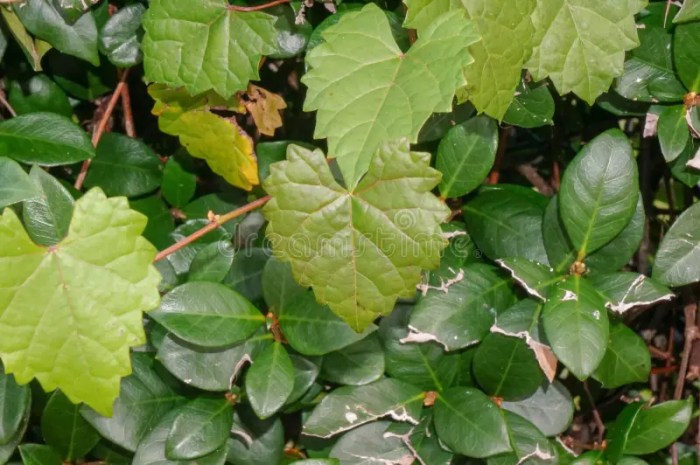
top-left (149, 85), bottom-right (259, 191)
top-left (243, 84), bottom-right (287, 136)
top-left (263, 139), bottom-right (450, 331)
top-left (302, 3), bottom-right (479, 187)
top-left (0, 188), bottom-right (161, 416)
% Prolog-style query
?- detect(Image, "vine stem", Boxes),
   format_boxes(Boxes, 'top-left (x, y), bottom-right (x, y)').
top-left (74, 69), bottom-right (130, 190)
top-left (153, 195), bottom-right (271, 262)
top-left (229, 0), bottom-right (290, 12)
top-left (121, 77), bottom-right (136, 138)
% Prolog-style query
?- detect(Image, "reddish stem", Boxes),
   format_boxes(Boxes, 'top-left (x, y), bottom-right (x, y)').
top-left (121, 77), bottom-right (136, 138)
top-left (229, 0), bottom-right (290, 12)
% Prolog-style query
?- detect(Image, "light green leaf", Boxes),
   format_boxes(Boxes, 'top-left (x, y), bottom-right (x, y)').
top-left (434, 387), bottom-right (511, 458)
top-left (99, 4), bottom-right (145, 68)
top-left (502, 381), bottom-right (574, 436)
top-left (437, 116), bottom-right (498, 198)
top-left (0, 157), bottom-right (38, 209)
top-left (320, 333), bottom-right (384, 386)
top-left (542, 275), bottom-right (609, 379)
top-left (330, 422), bottom-right (414, 465)
top-left (624, 399), bottom-right (693, 455)
top-left (0, 112), bottom-right (94, 165)
top-left (526, 0), bottom-right (644, 104)
top-left (653, 201), bottom-right (700, 286)
top-left (588, 272), bottom-right (674, 314)
top-left (142, 0), bottom-right (277, 97)
top-left (302, 3), bottom-right (478, 186)
top-left (674, 22), bottom-right (700, 92)
top-left (0, 188), bottom-right (160, 415)
top-left (303, 378), bottom-right (424, 438)
top-left (264, 140), bottom-right (449, 331)
top-left (13, 0), bottom-right (98, 65)
top-left (559, 129), bottom-right (639, 257)
top-left (245, 341), bottom-right (294, 419)
top-left (593, 320), bottom-right (650, 388)
top-left (408, 263), bottom-right (516, 351)
top-left (674, 0), bottom-right (700, 23)
top-left (657, 105), bottom-right (690, 162)
top-left (166, 397), bottom-right (233, 460)
top-left (150, 282), bottom-right (265, 348)
top-left (41, 390), bottom-right (100, 461)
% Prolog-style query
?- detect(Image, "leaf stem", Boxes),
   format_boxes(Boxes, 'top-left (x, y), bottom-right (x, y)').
top-left (153, 195), bottom-right (271, 262)
top-left (74, 69), bottom-right (131, 190)
top-left (120, 76), bottom-right (136, 138)
top-left (0, 87), bottom-right (17, 117)
top-left (229, 0), bottom-right (290, 12)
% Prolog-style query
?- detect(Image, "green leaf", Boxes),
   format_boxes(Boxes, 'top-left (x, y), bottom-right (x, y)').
top-left (526, 0), bottom-right (644, 104)
top-left (674, 22), bottom-right (700, 92)
top-left (593, 320), bottom-right (650, 388)
top-left (0, 188), bottom-right (160, 415)
top-left (188, 241), bottom-right (235, 283)
top-left (386, 415), bottom-right (454, 465)
top-left (463, 185), bottom-right (549, 263)
top-left (302, 3), bottom-right (478, 186)
top-left (496, 257), bottom-right (562, 301)
top-left (320, 333), bottom-right (384, 386)
top-left (653, 197), bottom-right (700, 286)
top-left (409, 263), bottom-right (516, 350)
top-left (262, 256), bottom-right (306, 314)
top-left (503, 83), bottom-right (555, 128)
top-left (0, 365), bottom-right (30, 444)
top-left (624, 399), bottom-right (693, 455)
top-left (84, 132), bottom-right (163, 197)
top-left (303, 378), bottom-right (424, 438)
top-left (286, 355), bottom-right (320, 406)
top-left (7, 74), bottom-right (73, 117)
top-left (161, 156), bottom-right (196, 208)
top-left (502, 381), bottom-right (574, 436)
top-left (657, 105), bottom-right (690, 162)
top-left (588, 272), bottom-right (674, 314)
top-left (157, 331), bottom-right (270, 391)
top-left (81, 353), bottom-right (184, 452)
top-left (21, 167), bottom-right (73, 247)
top-left (674, 0), bottom-right (700, 23)
top-left (129, 195), bottom-right (174, 250)
top-left (166, 397), bottom-right (233, 460)
top-left (474, 333), bottom-right (544, 400)
top-left (0, 8), bottom-right (51, 71)
top-left (227, 406), bottom-right (284, 465)
top-left (264, 140), bottom-right (449, 331)
top-left (0, 157), bottom-right (38, 209)
top-left (268, 4), bottom-right (312, 59)
top-left (330, 422), bottom-right (414, 465)
top-left (542, 275), bottom-right (609, 379)
top-left (434, 387), bottom-right (511, 458)
top-left (0, 388), bottom-right (30, 463)
top-left (142, 0), bottom-right (277, 97)
top-left (245, 341), bottom-right (294, 419)
top-left (151, 282), bottom-right (264, 348)
top-left (166, 219), bottom-right (229, 276)
top-left (669, 139), bottom-right (700, 188)
top-left (222, 247), bottom-right (270, 302)
top-left (559, 129), bottom-right (639, 257)
top-left (19, 444), bottom-right (62, 465)
top-left (437, 116), bottom-right (498, 198)
top-left (542, 196), bottom-right (577, 274)
top-left (488, 411), bottom-right (556, 465)
top-left (41, 390), bottom-right (100, 461)
top-left (13, 0), bottom-right (98, 65)
top-left (0, 112), bottom-right (94, 165)
top-left (378, 305), bottom-right (458, 391)
top-left (607, 402), bottom-right (643, 463)
top-left (99, 4), bottom-right (145, 68)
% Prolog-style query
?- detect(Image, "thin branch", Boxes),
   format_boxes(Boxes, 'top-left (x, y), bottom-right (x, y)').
top-left (516, 164), bottom-right (554, 196)
top-left (74, 69), bottom-right (131, 190)
top-left (0, 88), bottom-right (17, 117)
top-left (154, 195), bottom-right (271, 262)
top-left (120, 77), bottom-right (136, 138)
top-left (583, 381), bottom-right (606, 445)
top-left (229, 0), bottom-right (290, 11)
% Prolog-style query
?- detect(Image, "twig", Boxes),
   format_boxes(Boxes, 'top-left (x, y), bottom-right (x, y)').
top-left (74, 69), bottom-right (131, 190)
top-left (154, 196), bottom-right (271, 262)
top-left (516, 164), bottom-right (554, 196)
top-left (120, 77), bottom-right (136, 138)
top-left (229, 0), bottom-right (290, 11)
top-left (0, 88), bottom-right (17, 117)
top-left (583, 381), bottom-right (606, 445)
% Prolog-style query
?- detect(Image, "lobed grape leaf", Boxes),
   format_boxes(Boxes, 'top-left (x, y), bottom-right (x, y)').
top-left (263, 139), bottom-right (449, 331)
top-left (141, 0), bottom-right (277, 98)
top-left (302, 3), bottom-right (478, 187)
top-left (0, 188), bottom-right (161, 415)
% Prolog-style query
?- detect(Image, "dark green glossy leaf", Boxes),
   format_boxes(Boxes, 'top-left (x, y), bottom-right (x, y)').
top-left (503, 84), bottom-right (555, 128)
top-left (542, 276), bottom-right (609, 379)
top-left (84, 133), bottom-right (163, 197)
top-left (222, 247), bottom-right (270, 302)
top-left (320, 333), bottom-right (384, 386)
top-left (588, 272), bottom-right (674, 314)
top-left (167, 221), bottom-right (230, 271)
top-left (150, 282), bottom-right (265, 348)
top-left (496, 257), bottom-right (562, 301)
top-left (604, 402), bottom-right (643, 463)
top-left (593, 320), bottom-right (650, 388)
top-left (161, 156), bottom-right (196, 208)
top-left (559, 129), bottom-right (639, 257)
top-left (487, 411), bottom-right (556, 465)
top-left (330, 421), bottom-right (414, 464)
top-left (81, 353), bottom-right (184, 452)
top-left (19, 444), bottom-right (62, 465)
top-left (474, 333), bottom-right (544, 401)
top-left (188, 241), bottom-right (235, 283)
top-left (13, 0), bottom-right (98, 65)
top-left (657, 105), bottom-right (690, 162)
top-left (436, 116), bottom-right (498, 198)
top-left (41, 390), bottom-right (100, 460)
top-left (0, 112), bottom-right (94, 165)
top-left (502, 381), bottom-right (574, 437)
top-left (245, 341), bottom-right (294, 419)
top-left (0, 157), bottom-right (37, 209)
top-left (7, 74), bottom-right (72, 117)
top-left (130, 195), bottom-right (174, 250)
top-left (99, 4), bottom-right (145, 67)
top-left (669, 139), bottom-right (700, 188)
top-left (542, 196), bottom-right (576, 274)
top-left (674, 22), bottom-right (700, 91)
top-left (21, 166), bottom-right (74, 247)
top-left (303, 378), bottom-right (424, 438)
top-left (434, 387), bottom-right (511, 458)
top-left (624, 399), bottom-right (693, 455)
top-left (0, 393), bottom-right (30, 463)
top-left (463, 185), bottom-right (549, 264)
top-left (165, 397), bottom-right (232, 460)
top-left (0, 364), bottom-right (30, 444)
top-left (286, 355), bottom-right (320, 407)
top-left (262, 256), bottom-right (307, 315)
top-left (227, 406), bottom-right (284, 465)
top-left (653, 201), bottom-right (700, 286)
top-left (409, 263), bottom-right (517, 351)
top-left (385, 414), bottom-right (454, 465)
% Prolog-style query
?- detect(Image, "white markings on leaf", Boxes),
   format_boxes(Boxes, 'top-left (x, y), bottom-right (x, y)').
top-left (490, 321), bottom-right (558, 382)
top-left (416, 268), bottom-right (465, 296)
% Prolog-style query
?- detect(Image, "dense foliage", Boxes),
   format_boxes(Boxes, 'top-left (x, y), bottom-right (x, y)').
top-left (0, 0), bottom-right (699, 464)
